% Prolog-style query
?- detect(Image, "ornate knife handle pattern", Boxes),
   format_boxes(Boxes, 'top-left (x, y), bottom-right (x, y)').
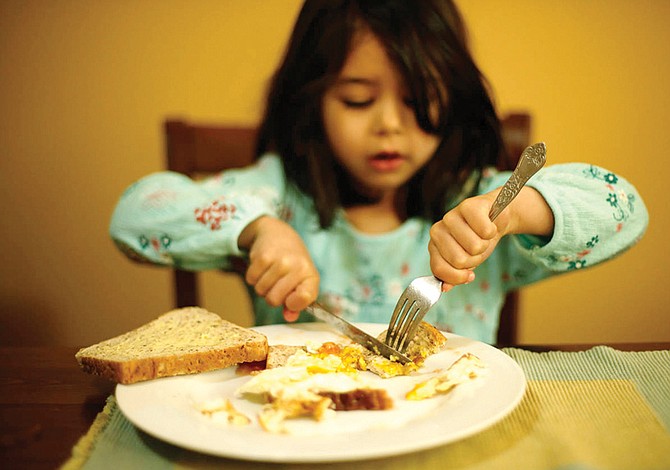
top-left (488, 142), bottom-right (547, 221)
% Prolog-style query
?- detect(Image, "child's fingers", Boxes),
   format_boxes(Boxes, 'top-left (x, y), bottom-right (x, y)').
top-left (263, 277), bottom-right (295, 307)
top-left (428, 241), bottom-right (475, 285)
top-left (250, 253), bottom-right (296, 297)
top-left (441, 283), bottom-right (454, 293)
top-left (433, 210), bottom-right (493, 257)
top-left (284, 276), bottom-right (319, 313)
top-left (435, 266), bottom-right (475, 286)
top-left (462, 206), bottom-right (498, 240)
top-left (283, 308), bottom-right (300, 322)
top-left (429, 229), bottom-right (489, 272)
top-left (244, 251), bottom-right (274, 287)
top-left (263, 265), bottom-right (313, 307)
top-left (447, 224), bottom-right (488, 256)
top-left (429, 226), bottom-right (468, 267)
top-left (251, 268), bottom-right (277, 297)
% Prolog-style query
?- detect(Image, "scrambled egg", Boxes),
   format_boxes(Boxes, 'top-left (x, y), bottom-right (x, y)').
top-left (406, 353), bottom-right (486, 400)
top-left (195, 398), bottom-right (251, 425)
top-left (236, 347), bottom-right (380, 433)
top-left (196, 333), bottom-right (486, 434)
top-left (238, 348), bottom-right (367, 398)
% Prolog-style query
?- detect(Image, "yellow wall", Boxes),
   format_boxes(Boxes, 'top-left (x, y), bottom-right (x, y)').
top-left (1, 1), bottom-right (668, 346)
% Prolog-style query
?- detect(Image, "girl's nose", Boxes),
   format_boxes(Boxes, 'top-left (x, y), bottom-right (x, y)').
top-left (375, 98), bottom-right (406, 135)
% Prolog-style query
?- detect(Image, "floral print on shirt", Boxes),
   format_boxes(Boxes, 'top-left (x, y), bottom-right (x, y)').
top-left (584, 166), bottom-right (638, 223)
top-left (109, 155), bottom-right (648, 343)
top-left (194, 197), bottom-right (238, 230)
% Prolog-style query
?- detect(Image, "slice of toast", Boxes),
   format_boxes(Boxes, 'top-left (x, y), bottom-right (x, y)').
top-left (75, 307), bottom-right (268, 384)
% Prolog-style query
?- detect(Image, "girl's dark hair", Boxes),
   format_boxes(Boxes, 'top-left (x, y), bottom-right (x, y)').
top-left (256, 0), bottom-right (502, 227)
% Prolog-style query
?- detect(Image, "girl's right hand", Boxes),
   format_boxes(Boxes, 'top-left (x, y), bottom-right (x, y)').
top-left (238, 216), bottom-right (320, 322)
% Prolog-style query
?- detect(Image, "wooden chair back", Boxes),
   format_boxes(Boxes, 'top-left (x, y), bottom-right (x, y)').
top-left (164, 113), bottom-right (531, 344)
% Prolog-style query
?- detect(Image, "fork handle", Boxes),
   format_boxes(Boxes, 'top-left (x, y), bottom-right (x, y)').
top-left (488, 142), bottom-right (546, 221)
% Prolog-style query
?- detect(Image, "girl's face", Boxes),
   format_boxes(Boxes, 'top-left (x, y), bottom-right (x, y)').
top-left (322, 29), bottom-right (441, 199)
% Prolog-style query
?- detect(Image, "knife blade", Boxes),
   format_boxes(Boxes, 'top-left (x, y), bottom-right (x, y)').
top-left (304, 303), bottom-right (412, 364)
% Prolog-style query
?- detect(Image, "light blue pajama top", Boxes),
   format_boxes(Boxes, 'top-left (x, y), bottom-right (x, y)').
top-left (109, 154), bottom-right (648, 343)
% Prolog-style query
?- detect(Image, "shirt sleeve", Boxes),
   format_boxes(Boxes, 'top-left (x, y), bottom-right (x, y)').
top-left (109, 154), bottom-right (286, 270)
top-left (480, 163), bottom-right (649, 288)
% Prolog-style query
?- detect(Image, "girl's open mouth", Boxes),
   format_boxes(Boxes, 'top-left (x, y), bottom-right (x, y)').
top-left (369, 152), bottom-right (404, 172)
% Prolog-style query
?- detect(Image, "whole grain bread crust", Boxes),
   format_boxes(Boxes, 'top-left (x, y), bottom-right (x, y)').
top-left (78, 341), bottom-right (268, 384)
top-left (75, 307), bottom-right (268, 384)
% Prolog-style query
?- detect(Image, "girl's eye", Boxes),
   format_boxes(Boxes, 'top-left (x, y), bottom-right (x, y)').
top-left (342, 99), bottom-right (373, 109)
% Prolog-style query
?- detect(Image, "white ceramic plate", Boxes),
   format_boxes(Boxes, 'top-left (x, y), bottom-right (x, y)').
top-left (115, 323), bottom-right (525, 463)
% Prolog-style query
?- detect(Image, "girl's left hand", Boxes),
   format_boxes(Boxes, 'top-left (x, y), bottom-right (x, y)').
top-left (428, 191), bottom-right (510, 292)
top-left (428, 186), bottom-right (553, 291)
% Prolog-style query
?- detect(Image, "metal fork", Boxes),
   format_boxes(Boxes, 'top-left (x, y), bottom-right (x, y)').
top-left (385, 142), bottom-right (547, 353)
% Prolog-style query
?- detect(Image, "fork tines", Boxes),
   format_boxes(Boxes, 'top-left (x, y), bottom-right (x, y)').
top-left (385, 275), bottom-right (443, 353)
top-left (385, 298), bottom-right (426, 353)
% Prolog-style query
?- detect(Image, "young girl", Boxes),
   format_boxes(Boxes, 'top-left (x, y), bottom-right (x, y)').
top-left (110, 0), bottom-right (648, 344)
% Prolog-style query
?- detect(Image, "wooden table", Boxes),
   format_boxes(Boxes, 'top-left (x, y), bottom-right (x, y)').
top-left (0, 347), bottom-right (114, 469)
top-left (1, 343), bottom-right (668, 470)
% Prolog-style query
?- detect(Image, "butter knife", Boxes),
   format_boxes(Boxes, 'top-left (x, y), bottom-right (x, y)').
top-left (304, 303), bottom-right (412, 364)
